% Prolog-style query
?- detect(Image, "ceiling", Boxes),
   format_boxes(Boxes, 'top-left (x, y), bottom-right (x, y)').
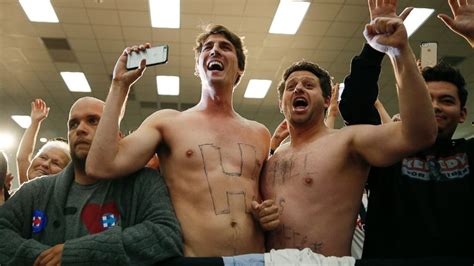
top-left (0, 0), bottom-right (473, 158)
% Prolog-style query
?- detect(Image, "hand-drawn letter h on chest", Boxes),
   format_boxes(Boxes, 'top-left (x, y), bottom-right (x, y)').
top-left (199, 143), bottom-right (259, 215)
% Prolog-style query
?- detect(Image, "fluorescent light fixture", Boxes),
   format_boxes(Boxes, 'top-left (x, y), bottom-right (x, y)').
top-left (244, 79), bottom-right (272, 99)
top-left (403, 8), bottom-right (435, 37)
top-left (149, 0), bottom-right (180, 28)
top-left (40, 137), bottom-right (48, 143)
top-left (156, 75), bottom-right (179, 95)
top-left (269, 0), bottom-right (310, 34)
top-left (0, 133), bottom-right (15, 150)
top-left (11, 115), bottom-right (31, 129)
top-left (60, 72), bottom-right (92, 92)
top-left (19, 0), bottom-right (59, 23)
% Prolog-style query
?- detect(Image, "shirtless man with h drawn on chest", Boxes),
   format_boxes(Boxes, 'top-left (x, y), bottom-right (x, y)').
top-left (86, 25), bottom-right (279, 256)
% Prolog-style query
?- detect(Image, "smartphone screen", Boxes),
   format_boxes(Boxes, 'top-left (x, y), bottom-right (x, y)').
top-left (420, 42), bottom-right (437, 69)
top-left (126, 45), bottom-right (168, 70)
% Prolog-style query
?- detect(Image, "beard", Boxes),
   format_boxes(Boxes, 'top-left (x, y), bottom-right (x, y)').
top-left (71, 150), bottom-right (87, 171)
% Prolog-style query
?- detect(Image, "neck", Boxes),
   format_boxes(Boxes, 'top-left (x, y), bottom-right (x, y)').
top-left (73, 161), bottom-right (98, 185)
top-left (289, 119), bottom-right (328, 148)
top-left (196, 82), bottom-right (235, 115)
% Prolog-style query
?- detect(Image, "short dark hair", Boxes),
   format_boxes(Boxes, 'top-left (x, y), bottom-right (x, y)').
top-left (277, 60), bottom-right (332, 100)
top-left (0, 151), bottom-right (8, 187)
top-left (194, 24), bottom-right (247, 85)
top-left (422, 62), bottom-right (468, 108)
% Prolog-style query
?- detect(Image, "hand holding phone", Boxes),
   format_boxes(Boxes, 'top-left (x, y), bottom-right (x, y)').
top-left (420, 42), bottom-right (437, 69)
top-left (126, 45), bottom-right (169, 70)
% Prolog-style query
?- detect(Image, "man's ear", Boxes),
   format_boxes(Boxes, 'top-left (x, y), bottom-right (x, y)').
top-left (324, 96), bottom-right (331, 109)
top-left (278, 100), bottom-right (283, 113)
top-left (459, 107), bottom-right (467, 123)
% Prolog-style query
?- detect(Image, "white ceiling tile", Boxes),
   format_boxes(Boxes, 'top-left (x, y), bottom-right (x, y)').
top-left (52, 0), bottom-right (85, 8)
top-left (326, 22), bottom-right (360, 38)
top-left (181, 0), bottom-right (214, 14)
top-left (311, 50), bottom-right (340, 63)
top-left (318, 37), bottom-right (350, 50)
top-left (243, 0), bottom-right (277, 17)
top-left (211, 16), bottom-right (242, 31)
top-left (263, 35), bottom-right (293, 48)
top-left (1, 2), bottom-right (29, 22)
top-left (68, 39), bottom-right (100, 52)
top-left (180, 29), bottom-right (201, 43)
top-left (298, 20), bottom-right (331, 36)
top-left (55, 7), bottom-right (90, 24)
top-left (32, 24), bottom-right (66, 38)
top-left (306, 3), bottom-right (343, 21)
top-left (97, 39), bottom-right (125, 53)
top-left (87, 9), bottom-right (120, 26)
top-left (240, 17), bottom-right (271, 33)
top-left (119, 10), bottom-right (150, 27)
top-left (93, 25), bottom-right (124, 40)
top-left (152, 29), bottom-right (180, 42)
top-left (335, 5), bottom-right (369, 22)
top-left (116, 0), bottom-right (148, 11)
top-left (75, 51), bottom-right (103, 64)
top-left (63, 24), bottom-right (95, 39)
top-left (292, 35), bottom-right (322, 49)
top-left (83, 0), bottom-right (117, 9)
top-left (81, 63), bottom-right (107, 74)
top-left (122, 26), bottom-right (152, 42)
top-left (180, 14), bottom-right (213, 29)
top-left (213, 0), bottom-right (245, 16)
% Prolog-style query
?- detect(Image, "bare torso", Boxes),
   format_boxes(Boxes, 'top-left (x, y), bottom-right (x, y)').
top-left (156, 109), bottom-right (269, 256)
top-left (261, 128), bottom-right (369, 257)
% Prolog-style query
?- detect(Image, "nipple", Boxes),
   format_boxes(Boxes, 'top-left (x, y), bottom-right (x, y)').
top-left (304, 177), bottom-right (313, 185)
top-left (186, 149), bottom-right (193, 157)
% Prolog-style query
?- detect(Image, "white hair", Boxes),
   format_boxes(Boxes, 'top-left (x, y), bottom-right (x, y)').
top-left (36, 140), bottom-right (71, 161)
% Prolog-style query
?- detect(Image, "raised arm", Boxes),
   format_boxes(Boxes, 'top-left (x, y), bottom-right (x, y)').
top-left (16, 99), bottom-right (49, 184)
top-left (339, 0), bottom-right (412, 126)
top-left (438, 0), bottom-right (474, 48)
top-left (86, 44), bottom-right (162, 179)
top-left (352, 17), bottom-right (437, 167)
top-left (374, 98), bottom-right (393, 124)
top-left (325, 83), bottom-right (341, 129)
top-left (269, 120), bottom-right (289, 155)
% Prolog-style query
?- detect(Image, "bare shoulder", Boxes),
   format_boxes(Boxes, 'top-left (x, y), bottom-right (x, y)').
top-left (141, 108), bottom-right (182, 127)
top-left (244, 118), bottom-right (271, 139)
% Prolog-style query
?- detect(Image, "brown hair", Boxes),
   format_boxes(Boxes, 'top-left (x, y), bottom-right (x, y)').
top-left (277, 60), bottom-right (332, 100)
top-left (194, 24), bottom-right (247, 85)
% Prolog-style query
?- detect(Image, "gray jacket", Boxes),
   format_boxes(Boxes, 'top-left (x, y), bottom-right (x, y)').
top-left (0, 164), bottom-right (183, 265)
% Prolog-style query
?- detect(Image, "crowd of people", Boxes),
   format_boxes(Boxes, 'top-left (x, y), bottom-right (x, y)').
top-left (0, 0), bottom-right (473, 265)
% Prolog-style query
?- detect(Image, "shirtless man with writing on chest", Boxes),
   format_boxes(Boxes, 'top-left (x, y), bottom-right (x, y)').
top-left (261, 16), bottom-right (437, 257)
top-left (86, 25), bottom-right (278, 256)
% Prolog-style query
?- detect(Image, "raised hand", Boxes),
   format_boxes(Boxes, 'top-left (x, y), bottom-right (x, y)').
top-left (270, 120), bottom-right (289, 153)
top-left (112, 43), bottom-right (151, 90)
top-left (251, 199), bottom-right (280, 231)
top-left (364, 17), bottom-right (408, 56)
top-left (4, 172), bottom-right (14, 191)
top-left (438, 0), bottom-right (474, 47)
top-left (368, 0), bottom-right (413, 21)
top-left (30, 99), bottom-right (49, 123)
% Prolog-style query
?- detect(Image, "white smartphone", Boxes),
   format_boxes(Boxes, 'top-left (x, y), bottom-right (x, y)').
top-left (420, 42), bottom-right (437, 69)
top-left (126, 45), bottom-right (168, 70)
top-left (337, 83), bottom-right (345, 102)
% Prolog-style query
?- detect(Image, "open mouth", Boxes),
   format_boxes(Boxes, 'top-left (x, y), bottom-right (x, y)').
top-left (293, 97), bottom-right (308, 111)
top-left (207, 60), bottom-right (224, 71)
